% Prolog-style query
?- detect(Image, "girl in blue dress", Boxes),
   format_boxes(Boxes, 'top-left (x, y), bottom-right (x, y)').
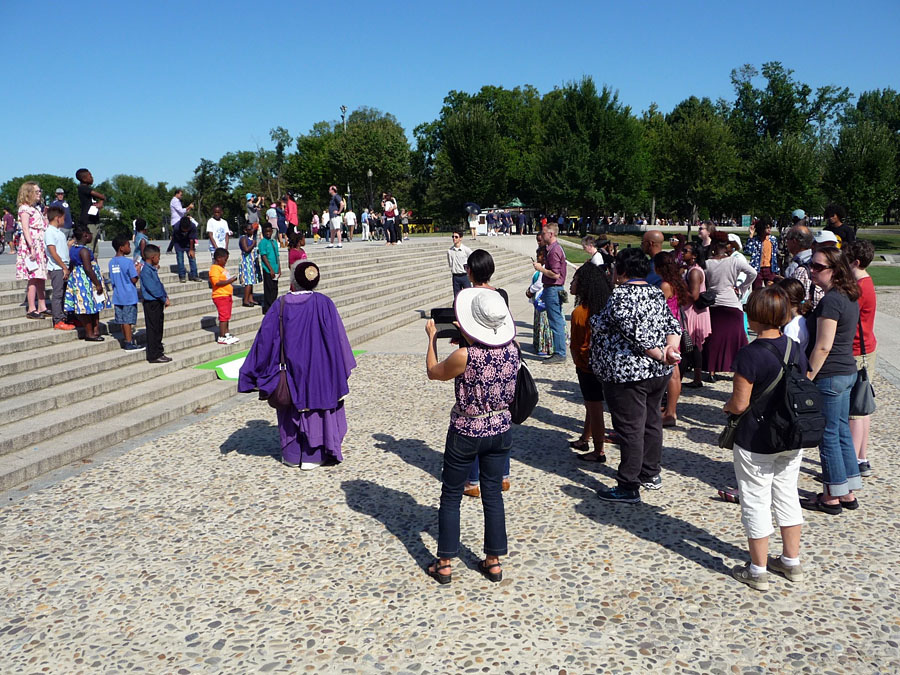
top-left (65, 226), bottom-right (111, 341)
top-left (239, 223), bottom-right (260, 307)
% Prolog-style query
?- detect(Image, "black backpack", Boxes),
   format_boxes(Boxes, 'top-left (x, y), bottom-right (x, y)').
top-left (755, 340), bottom-right (826, 452)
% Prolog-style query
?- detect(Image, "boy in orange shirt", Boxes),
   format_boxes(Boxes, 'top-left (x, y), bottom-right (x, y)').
top-left (210, 248), bottom-right (239, 345)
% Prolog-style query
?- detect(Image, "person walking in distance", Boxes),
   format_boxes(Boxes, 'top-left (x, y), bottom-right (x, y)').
top-left (533, 222), bottom-right (567, 364)
top-left (447, 231), bottom-right (472, 297)
top-left (344, 207), bottom-right (356, 243)
top-left (326, 185), bottom-right (344, 249)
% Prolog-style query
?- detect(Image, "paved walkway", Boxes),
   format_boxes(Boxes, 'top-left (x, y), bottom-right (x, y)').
top-left (3, 244), bottom-right (900, 672)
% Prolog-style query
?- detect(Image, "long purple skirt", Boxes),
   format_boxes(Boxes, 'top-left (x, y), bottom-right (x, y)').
top-left (276, 403), bottom-right (347, 465)
top-left (703, 306), bottom-right (748, 373)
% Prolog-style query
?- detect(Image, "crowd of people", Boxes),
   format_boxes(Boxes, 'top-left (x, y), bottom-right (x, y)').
top-left (10, 173), bottom-right (882, 591)
top-left (423, 212), bottom-right (877, 590)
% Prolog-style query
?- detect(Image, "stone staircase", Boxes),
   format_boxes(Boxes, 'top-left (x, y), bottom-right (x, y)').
top-left (0, 238), bottom-right (530, 490)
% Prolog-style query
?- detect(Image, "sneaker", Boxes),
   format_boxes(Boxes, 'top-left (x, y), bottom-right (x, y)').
top-left (53, 321), bottom-right (76, 330)
top-left (281, 457), bottom-right (299, 468)
top-left (217, 336), bottom-right (230, 345)
top-left (858, 461), bottom-right (872, 477)
top-left (189, 276), bottom-right (202, 282)
top-left (640, 475), bottom-right (662, 490)
top-left (149, 355), bottom-right (173, 363)
top-left (335, 244), bottom-right (343, 248)
top-left (767, 556), bottom-right (803, 582)
top-left (325, 244), bottom-right (334, 249)
top-left (225, 334), bottom-right (240, 344)
top-left (731, 563), bottom-right (769, 591)
top-left (597, 486), bottom-right (641, 503)
top-left (124, 342), bottom-right (145, 351)
top-left (179, 277), bottom-right (187, 283)
top-left (300, 461), bottom-right (322, 471)
top-left (543, 354), bottom-right (566, 365)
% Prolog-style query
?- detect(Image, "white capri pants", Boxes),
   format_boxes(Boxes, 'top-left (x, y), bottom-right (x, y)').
top-left (733, 444), bottom-right (804, 540)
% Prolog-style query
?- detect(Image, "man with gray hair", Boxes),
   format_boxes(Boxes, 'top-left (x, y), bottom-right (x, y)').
top-left (783, 224), bottom-right (823, 309)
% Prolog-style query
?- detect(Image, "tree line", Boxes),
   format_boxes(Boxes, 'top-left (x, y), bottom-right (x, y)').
top-left (2, 62), bottom-right (897, 238)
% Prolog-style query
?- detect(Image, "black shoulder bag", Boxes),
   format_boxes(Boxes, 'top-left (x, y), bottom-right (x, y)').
top-left (509, 343), bottom-right (538, 424)
top-left (850, 318), bottom-right (876, 416)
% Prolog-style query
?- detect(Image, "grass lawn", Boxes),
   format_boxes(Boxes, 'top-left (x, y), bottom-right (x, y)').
top-left (869, 266), bottom-right (900, 286)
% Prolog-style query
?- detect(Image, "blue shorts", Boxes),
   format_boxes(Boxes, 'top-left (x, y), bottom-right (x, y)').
top-left (115, 304), bottom-right (138, 326)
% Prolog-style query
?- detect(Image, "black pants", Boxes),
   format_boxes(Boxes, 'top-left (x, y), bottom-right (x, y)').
top-left (384, 218), bottom-right (397, 243)
top-left (602, 374), bottom-right (670, 489)
top-left (262, 273), bottom-right (279, 314)
top-left (142, 300), bottom-right (165, 360)
top-left (452, 273), bottom-right (471, 297)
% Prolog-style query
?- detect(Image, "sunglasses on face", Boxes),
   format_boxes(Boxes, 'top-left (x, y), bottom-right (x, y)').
top-left (810, 263), bottom-right (831, 272)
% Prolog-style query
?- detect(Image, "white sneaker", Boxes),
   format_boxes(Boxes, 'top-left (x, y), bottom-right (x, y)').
top-left (300, 461), bottom-right (322, 471)
top-left (326, 244), bottom-right (334, 248)
top-left (336, 244), bottom-right (343, 248)
top-left (217, 336), bottom-right (230, 345)
top-left (225, 334), bottom-right (240, 344)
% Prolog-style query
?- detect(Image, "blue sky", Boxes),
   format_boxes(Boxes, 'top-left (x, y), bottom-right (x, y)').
top-left (3, 0), bottom-right (897, 189)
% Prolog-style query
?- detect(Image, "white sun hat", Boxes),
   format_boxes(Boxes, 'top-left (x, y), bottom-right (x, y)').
top-left (454, 287), bottom-right (516, 347)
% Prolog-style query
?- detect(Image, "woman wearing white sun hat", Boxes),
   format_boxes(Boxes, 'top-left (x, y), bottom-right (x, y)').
top-left (423, 287), bottom-right (519, 585)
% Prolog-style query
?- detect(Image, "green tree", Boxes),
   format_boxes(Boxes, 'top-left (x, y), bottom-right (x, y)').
top-left (190, 159), bottom-right (231, 225)
top-left (824, 121), bottom-right (897, 224)
top-left (284, 122), bottom-right (338, 219)
top-left (428, 104), bottom-right (506, 221)
top-left (658, 105), bottom-right (740, 222)
top-left (103, 174), bottom-right (169, 238)
top-left (748, 133), bottom-right (824, 219)
top-left (0, 174), bottom-right (79, 211)
top-left (330, 107), bottom-right (410, 213)
top-left (536, 77), bottom-right (647, 217)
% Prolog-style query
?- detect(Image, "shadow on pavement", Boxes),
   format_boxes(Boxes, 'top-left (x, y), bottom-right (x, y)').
top-left (218, 419), bottom-right (280, 461)
top-left (562, 484), bottom-right (745, 575)
top-left (372, 432), bottom-right (442, 482)
top-left (341, 479), bottom-right (479, 569)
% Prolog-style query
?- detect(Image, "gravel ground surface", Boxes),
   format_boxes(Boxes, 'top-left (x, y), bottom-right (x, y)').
top-left (2, 292), bottom-right (900, 673)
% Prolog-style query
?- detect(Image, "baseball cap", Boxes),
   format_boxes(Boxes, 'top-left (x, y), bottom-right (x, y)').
top-left (727, 233), bottom-right (743, 251)
top-left (791, 209), bottom-right (806, 220)
top-left (245, 193), bottom-right (255, 200)
top-left (55, 188), bottom-right (64, 194)
top-left (814, 230), bottom-right (839, 245)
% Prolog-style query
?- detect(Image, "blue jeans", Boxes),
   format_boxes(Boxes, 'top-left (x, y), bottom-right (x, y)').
top-left (815, 373), bottom-right (861, 497)
top-left (175, 246), bottom-right (198, 279)
top-left (438, 428), bottom-right (512, 558)
top-left (542, 285), bottom-right (566, 357)
top-left (467, 455), bottom-right (511, 484)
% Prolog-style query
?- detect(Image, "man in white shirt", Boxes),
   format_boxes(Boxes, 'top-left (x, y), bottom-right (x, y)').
top-left (207, 205), bottom-right (230, 260)
top-left (344, 209), bottom-right (357, 243)
top-left (447, 231), bottom-right (473, 297)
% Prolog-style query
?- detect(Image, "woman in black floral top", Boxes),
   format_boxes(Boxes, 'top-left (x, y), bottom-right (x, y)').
top-left (590, 248), bottom-right (682, 503)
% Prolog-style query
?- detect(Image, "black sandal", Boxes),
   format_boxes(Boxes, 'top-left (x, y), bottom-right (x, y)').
top-left (568, 439), bottom-right (589, 451)
top-left (801, 494), bottom-right (842, 515)
top-left (478, 559), bottom-right (502, 583)
top-left (427, 559), bottom-right (451, 585)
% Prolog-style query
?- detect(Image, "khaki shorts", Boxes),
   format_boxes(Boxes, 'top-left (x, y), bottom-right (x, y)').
top-left (850, 349), bottom-right (876, 420)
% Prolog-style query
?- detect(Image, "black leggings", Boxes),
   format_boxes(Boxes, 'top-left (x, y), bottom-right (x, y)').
top-left (385, 218), bottom-right (397, 243)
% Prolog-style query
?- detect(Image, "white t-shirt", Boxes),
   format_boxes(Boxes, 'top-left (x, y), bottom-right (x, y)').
top-left (207, 217), bottom-right (230, 251)
top-left (783, 314), bottom-right (809, 353)
top-left (345, 211), bottom-right (357, 226)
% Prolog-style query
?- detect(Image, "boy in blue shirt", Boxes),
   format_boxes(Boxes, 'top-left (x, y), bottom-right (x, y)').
top-left (109, 236), bottom-right (143, 351)
top-left (139, 244), bottom-right (171, 363)
top-left (258, 223), bottom-right (280, 314)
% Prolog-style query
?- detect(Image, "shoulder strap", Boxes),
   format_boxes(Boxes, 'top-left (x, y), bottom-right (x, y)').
top-left (857, 317), bottom-right (867, 357)
top-left (733, 339), bottom-right (791, 421)
top-left (278, 296), bottom-right (287, 369)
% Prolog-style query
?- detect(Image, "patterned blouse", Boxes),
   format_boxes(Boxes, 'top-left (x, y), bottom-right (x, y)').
top-left (590, 282), bottom-right (681, 383)
top-left (744, 235), bottom-right (781, 275)
top-left (450, 342), bottom-right (519, 438)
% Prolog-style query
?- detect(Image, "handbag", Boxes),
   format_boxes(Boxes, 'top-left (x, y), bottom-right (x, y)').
top-left (509, 344), bottom-right (538, 424)
top-left (694, 289), bottom-right (716, 310)
top-left (261, 296), bottom-right (293, 410)
top-left (718, 341), bottom-right (790, 449)
top-left (678, 307), bottom-right (694, 356)
top-left (850, 318), bottom-right (876, 416)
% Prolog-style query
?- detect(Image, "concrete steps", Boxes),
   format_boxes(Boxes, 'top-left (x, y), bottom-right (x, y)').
top-left (0, 238), bottom-right (532, 490)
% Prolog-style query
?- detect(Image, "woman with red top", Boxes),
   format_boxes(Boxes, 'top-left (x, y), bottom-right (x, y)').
top-left (569, 262), bottom-right (612, 462)
top-left (845, 240), bottom-right (877, 478)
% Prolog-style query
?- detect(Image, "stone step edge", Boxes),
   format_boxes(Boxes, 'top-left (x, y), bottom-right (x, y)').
top-left (0, 380), bottom-right (235, 492)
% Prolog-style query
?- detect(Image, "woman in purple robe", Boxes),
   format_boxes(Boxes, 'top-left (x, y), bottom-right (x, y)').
top-left (239, 261), bottom-right (356, 470)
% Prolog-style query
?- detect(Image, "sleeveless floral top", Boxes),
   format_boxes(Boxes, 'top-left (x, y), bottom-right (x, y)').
top-left (450, 342), bottom-right (519, 438)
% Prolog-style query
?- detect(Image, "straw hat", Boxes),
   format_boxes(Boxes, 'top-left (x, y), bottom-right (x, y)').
top-left (454, 288), bottom-right (515, 347)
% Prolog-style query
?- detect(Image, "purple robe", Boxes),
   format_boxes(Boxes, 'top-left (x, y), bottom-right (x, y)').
top-left (239, 292), bottom-right (356, 463)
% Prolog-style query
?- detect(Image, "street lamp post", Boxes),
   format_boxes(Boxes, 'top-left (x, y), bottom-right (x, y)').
top-left (367, 169), bottom-right (373, 210)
